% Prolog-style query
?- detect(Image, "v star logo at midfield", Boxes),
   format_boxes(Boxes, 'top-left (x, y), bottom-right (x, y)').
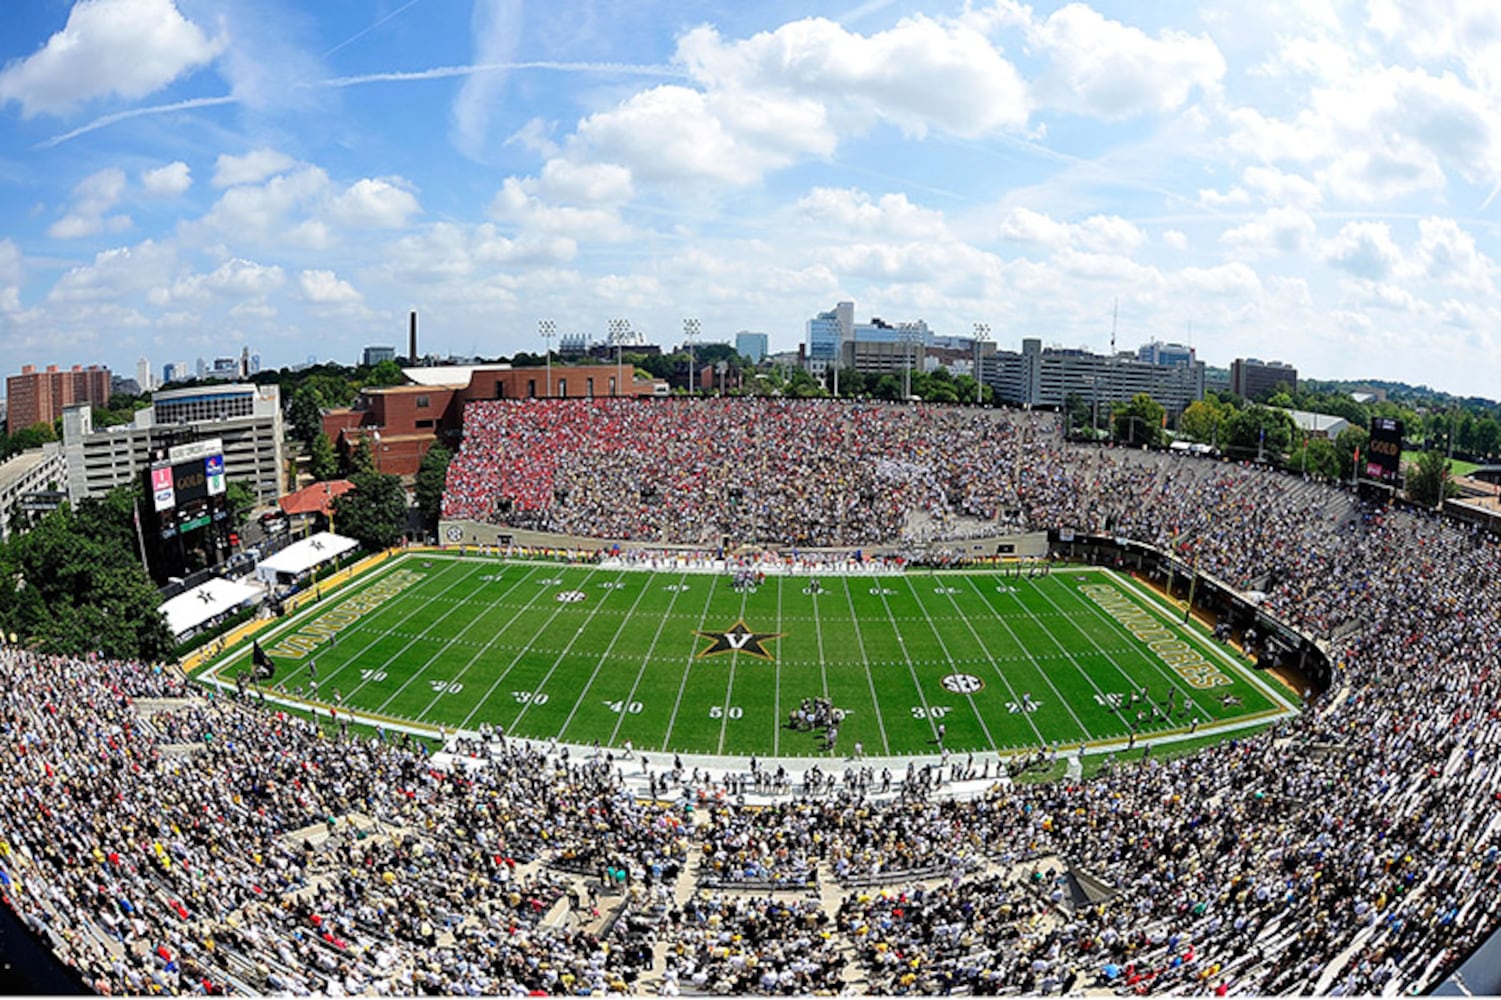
top-left (695, 620), bottom-right (785, 661)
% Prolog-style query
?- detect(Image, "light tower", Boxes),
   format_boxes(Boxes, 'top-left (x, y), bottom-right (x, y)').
top-left (683, 318), bottom-right (701, 395)
top-left (972, 323), bottom-right (990, 404)
top-left (538, 319), bottom-right (556, 398)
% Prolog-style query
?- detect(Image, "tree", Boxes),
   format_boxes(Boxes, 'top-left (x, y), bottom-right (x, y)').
top-left (363, 359), bottom-right (405, 387)
top-left (224, 481), bottom-right (256, 532)
top-left (309, 432), bottom-right (339, 481)
top-left (346, 437), bottom-right (376, 475)
top-left (0, 489), bottom-right (173, 660)
top-left (1111, 393), bottom-right (1166, 446)
top-left (1224, 404), bottom-right (1295, 460)
top-left (414, 445), bottom-right (452, 525)
top-left (1179, 399), bottom-right (1228, 446)
top-left (332, 471), bottom-right (408, 550)
top-left (1407, 449), bottom-right (1457, 508)
top-left (1334, 425), bottom-right (1369, 481)
top-left (1289, 435), bottom-right (1341, 479)
top-left (288, 384), bottom-right (326, 446)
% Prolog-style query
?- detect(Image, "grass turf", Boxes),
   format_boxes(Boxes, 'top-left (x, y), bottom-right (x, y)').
top-left (199, 552), bottom-right (1294, 758)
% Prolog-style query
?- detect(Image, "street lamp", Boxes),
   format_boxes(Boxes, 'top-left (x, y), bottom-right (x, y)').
top-left (538, 319), bottom-right (556, 399)
top-left (972, 323), bottom-right (990, 405)
top-left (683, 318), bottom-right (701, 395)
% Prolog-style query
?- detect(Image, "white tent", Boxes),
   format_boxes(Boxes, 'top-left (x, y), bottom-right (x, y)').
top-left (255, 531), bottom-right (359, 585)
top-left (160, 578), bottom-right (264, 639)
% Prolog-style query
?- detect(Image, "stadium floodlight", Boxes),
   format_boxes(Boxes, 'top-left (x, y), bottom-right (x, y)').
top-left (683, 318), bottom-right (701, 395)
top-left (972, 323), bottom-right (990, 404)
top-left (539, 319), bottom-right (557, 399)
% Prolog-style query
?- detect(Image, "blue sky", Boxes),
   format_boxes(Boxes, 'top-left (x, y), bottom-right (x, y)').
top-left (2, 0), bottom-right (1500, 399)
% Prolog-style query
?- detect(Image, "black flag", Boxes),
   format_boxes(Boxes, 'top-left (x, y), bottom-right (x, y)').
top-left (252, 640), bottom-right (276, 680)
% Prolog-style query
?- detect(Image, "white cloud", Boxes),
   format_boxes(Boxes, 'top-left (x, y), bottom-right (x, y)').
top-left (1413, 217), bottom-right (1493, 291)
top-left (1241, 166), bottom-right (1322, 208)
top-left (1220, 207), bottom-right (1317, 256)
top-left (48, 240), bottom-right (176, 303)
top-left (141, 161), bottom-right (191, 197)
top-left (213, 149), bottom-right (298, 188)
top-left (0, 240), bottom-right (21, 313)
top-left (48, 167), bottom-right (131, 239)
top-left (794, 188), bottom-right (947, 239)
top-left (452, 0), bottom-right (524, 158)
top-left (994, 207), bottom-right (1143, 254)
top-left (298, 269), bottom-right (362, 305)
top-left (0, 0), bottom-right (222, 117)
top-left (537, 160), bottom-right (634, 205)
top-left (1322, 221), bottom-right (1403, 279)
top-left (193, 165), bottom-right (329, 241)
top-left (489, 179), bottom-right (630, 241)
top-left (327, 178), bottom-right (422, 228)
top-left (1017, 3), bottom-right (1226, 120)
top-left (1162, 229), bottom-right (1189, 250)
top-left (998, 206), bottom-right (1072, 248)
top-left (169, 258), bottom-right (285, 303)
top-left (677, 17), bottom-right (1030, 137)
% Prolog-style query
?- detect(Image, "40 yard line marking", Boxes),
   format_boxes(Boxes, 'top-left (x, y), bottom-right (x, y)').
top-left (840, 573), bottom-right (882, 750)
top-left (609, 573), bottom-right (692, 748)
top-left (553, 572), bottom-right (655, 740)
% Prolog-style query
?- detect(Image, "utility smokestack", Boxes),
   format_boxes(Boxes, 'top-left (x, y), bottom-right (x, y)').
top-left (408, 310), bottom-right (418, 363)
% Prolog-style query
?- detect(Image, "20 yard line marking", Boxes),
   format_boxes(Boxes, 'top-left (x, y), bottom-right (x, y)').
top-left (371, 564), bottom-right (544, 714)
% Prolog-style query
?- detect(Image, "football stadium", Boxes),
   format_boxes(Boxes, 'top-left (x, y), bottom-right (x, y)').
top-left (4, 396), bottom-right (1501, 996)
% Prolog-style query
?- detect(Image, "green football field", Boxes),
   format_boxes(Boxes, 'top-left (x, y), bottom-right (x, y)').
top-left (199, 552), bottom-right (1294, 757)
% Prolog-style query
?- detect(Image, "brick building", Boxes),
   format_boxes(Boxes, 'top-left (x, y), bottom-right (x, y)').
top-left (5, 363), bottom-right (112, 435)
top-left (323, 363), bottom-right (666, 476)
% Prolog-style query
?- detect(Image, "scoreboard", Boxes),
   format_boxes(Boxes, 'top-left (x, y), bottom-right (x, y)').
top-left (141, 439), bottom-right (231, 583)
top-left (1365, 417), bottom-right (1403, 483)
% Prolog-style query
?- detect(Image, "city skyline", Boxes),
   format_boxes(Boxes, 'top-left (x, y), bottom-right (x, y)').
top-left (2, 1), bottom-right (1500, 399)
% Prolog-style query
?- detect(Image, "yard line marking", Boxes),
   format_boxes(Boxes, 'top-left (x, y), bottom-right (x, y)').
top-left (254, 556), bottom-right (473, 693)
top-left (659, 577), bottom-right (723, 752)
top-left (330, 560), bottom-right (499, 704)
top-left (870, 579), bottom-right (946, 747)
top-left (494, 565), bottom-right (619, 733)
top-left (715, 578), bottom-right (753, 754)
top-left (958, 575), bottom-right (1092, 742)
top-left (371, 564), bottom-right (545, 713)
top-left (773, 576), bottom-right (784, 756)
top-left (408, 567), bottom-right (561, 723)
top-left (840, 576), bottom-right (890, 755)
top-left (554, 571), bottom-right (655, 739)
top-left (609, 572), bottom-right (692, 748)
top-left (900, 577), bottom-right (996, 749)
top-left (1026, 573), bottom-right (1193, 734)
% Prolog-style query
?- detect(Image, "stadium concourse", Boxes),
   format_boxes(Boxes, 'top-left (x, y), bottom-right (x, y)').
top-left (1, 402), bottom-right (1501, 996)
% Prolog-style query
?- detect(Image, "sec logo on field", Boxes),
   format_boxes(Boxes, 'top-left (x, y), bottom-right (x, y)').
top-left (941, 673), bottom-right (984, 694)
top-left (445, 526), bottom-right (463, 541)
top-left (555, 591), bottom-right (587, 603)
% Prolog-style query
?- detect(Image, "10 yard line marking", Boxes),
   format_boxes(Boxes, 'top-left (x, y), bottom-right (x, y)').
top-left (371, 564), bottom-right (544, 714)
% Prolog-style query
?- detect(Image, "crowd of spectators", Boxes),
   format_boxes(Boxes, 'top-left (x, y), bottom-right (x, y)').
top-left (5, 402), bottom-right (1501, 994)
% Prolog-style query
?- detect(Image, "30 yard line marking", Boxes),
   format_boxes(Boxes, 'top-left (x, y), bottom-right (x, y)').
top-left (554, 572), bottom-right (655, 739)
top-left (406, 566), bottom-right (556, 723)
top-left (839, 576), bottom-right (890, 755)
top-left (371, 564), bottom-right (546, 714)
top-left (498, 566), bottom-right (623, 734)
top-left (660, 577), bottom-right (723, 752)
top-left (609, 573), bottom-right (692, 748)
top-left (873, 580), bottom-right (943, 748)
top-left (901, 577), bottom-right (996, 750)
top-left (447, 568), bottom-right (596, 733)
